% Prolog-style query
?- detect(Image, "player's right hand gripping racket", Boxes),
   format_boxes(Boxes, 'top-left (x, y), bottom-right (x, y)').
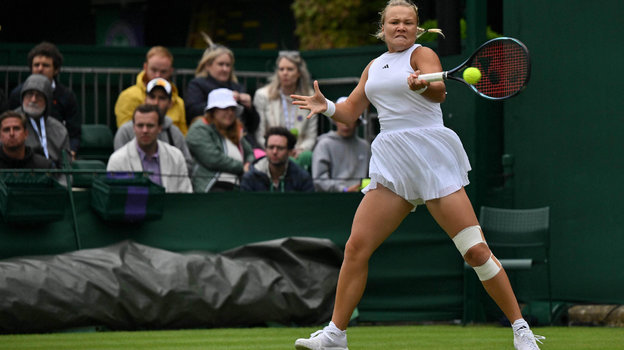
top-left (419, 37), bottom-right (531, 100)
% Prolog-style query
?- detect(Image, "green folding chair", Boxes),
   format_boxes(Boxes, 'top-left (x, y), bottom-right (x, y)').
top-left (78, 124), bottom-right (114, 162)
top-left (463, 206), bottom-right (552, 325)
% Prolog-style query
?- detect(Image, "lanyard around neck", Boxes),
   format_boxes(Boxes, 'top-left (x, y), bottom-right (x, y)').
top-left (29, 117), bottom-right (49, 159)
top-left (280, 93), bottom-right (295, 130)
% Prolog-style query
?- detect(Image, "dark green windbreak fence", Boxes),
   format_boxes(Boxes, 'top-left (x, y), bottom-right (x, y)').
top-left (0, 190), bottom-right (462, 323)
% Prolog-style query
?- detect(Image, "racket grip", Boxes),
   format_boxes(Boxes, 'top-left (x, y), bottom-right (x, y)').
top-left (417, 72), bottom-right (446, 82)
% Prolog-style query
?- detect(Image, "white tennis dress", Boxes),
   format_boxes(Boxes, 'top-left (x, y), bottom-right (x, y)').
top-left (363, 44), bottom-right (471, 207)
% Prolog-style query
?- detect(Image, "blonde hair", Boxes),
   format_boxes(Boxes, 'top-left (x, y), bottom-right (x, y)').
top-left (374, 0), bottom-right (444, 42)
top-left (194, 45), bottom-right (238, 83)
top-left (265, 51), bottom-right (313, 100)
top-left (146, 46), bottom-right (173, 64)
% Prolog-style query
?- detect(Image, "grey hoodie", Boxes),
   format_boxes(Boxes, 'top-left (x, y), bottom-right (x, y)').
top-left (311, 130), bottom-right (371, 192)
top-left (16, 74), bottom-right (70, 167)
top-left (20, 74), bottom-right (52, 114)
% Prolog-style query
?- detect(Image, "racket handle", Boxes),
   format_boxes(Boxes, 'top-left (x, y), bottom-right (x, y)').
top-left (417, 72), bottom-right (446, 82)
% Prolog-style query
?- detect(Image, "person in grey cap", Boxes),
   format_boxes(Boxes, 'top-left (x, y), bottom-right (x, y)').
top-left (13, 74), bottom-right (70, 167)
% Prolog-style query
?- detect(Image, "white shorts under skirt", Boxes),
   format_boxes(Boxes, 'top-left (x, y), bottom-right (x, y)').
top-left (362, 126), bottom-right (471, 208)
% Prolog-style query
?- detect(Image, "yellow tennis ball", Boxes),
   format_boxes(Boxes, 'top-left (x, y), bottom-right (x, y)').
top-left (463, 67), bottom-right (482, 85)
top-left (290, 128), bottom-right (299, 137)
top-left (360, 178), bottom-right (371, 190)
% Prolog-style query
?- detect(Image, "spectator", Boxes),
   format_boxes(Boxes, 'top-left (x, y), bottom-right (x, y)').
top-left (0, 110), bottom-right (54, 169)
top-left (253, 51), bottom-right (317, 159)
top-left (114, 78), bottom-right (194, 173)
top-left (8, 42), bottom-right (81, 157)
top-left (107, 104), bottom-right (192, 193)
top-left (185, 43), bottom-right (260, 148)
top-left (186, 88), bottom-right (255, 192)
top-left (312, 98), bottom-right (371, 192)
top-left (241, 126), bottom-right (314, 192)
top-left (13, 74), bottom-right (70, 167)
top-left (114, 46), bottom-right (187, 134)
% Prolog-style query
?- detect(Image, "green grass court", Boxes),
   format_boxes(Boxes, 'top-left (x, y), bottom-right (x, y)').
top-left (1, 325), bottom-right (623, 350)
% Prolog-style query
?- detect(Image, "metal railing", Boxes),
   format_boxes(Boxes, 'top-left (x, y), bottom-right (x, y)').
top-left (1, 66), bottom-right (272, 126)
top-left (1, 66), bottom-right (374, 141)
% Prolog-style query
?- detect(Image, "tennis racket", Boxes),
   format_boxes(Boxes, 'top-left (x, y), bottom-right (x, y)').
top-left (418, 37), bottom-right (531, 100)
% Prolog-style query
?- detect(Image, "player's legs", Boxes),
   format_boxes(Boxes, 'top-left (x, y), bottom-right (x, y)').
top-left (295, 184), bottom-right (413, 350)
top-left (425, 187), bottom-right (522, 323)
top-left (331, 184), bottom-right (414, 329)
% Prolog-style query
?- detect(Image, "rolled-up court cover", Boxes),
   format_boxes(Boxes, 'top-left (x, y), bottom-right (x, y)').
top-left (0, 237), bottom-right (342, 333)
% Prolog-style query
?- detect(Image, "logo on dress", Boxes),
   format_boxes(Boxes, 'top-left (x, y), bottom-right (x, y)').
top-left (382, 64), bottom-right (389, 69)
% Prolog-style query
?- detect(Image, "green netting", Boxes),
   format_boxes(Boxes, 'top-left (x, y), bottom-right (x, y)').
top-left (90, 173), bottom-right (165, 223)
top-left (0, 173), bottom-right (67, 223)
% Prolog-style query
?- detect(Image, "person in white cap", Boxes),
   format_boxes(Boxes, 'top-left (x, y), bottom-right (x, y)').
top-left (185, 88), bottom-right (255, 192)
top-left (114, 78), bottom-right (194, 174)
top-left (107, 103), bottom-right (192, 193)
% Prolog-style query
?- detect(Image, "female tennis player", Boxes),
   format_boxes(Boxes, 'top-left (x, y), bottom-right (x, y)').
top-left (291, 1), bottom-right (544, 349)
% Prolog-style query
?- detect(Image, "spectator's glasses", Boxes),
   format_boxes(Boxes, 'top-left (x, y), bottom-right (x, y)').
top-left (266, 145), bottom-right (287, 151)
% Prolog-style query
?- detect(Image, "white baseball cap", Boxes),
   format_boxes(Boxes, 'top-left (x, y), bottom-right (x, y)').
top-left (205, 88), bottom-right (243, 115)
top-left (146, 78), bottom-right (172, 97)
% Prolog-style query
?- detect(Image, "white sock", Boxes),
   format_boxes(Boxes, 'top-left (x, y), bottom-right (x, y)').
top-left (512, 318), bottom-right (530, 333)
top-left (327, 321), bottom-right (347, 335)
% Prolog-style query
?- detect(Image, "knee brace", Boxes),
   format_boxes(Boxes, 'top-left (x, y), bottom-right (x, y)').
top-left (473, 255), bottom-right (501, 281)
top-left (452, 225), bottom-right (501, 281)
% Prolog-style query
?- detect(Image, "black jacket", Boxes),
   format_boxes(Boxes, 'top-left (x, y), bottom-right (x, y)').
top-left (240, 157), bottom-right (314, 192)
top-left (0, 146), bottom-right (55, 169)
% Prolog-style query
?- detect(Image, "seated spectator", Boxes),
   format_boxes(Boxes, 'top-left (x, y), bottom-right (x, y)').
top-left (241, 126), bottom-right (314, 192)
top-left (9, 42), bottom-right (81, 157)
top-left (0, 111), bottom-right (54, 169)
top-left (14, 74), bottom-right (70, 167)
top-left (114, 46), bottom-right (187, 134)
top-left (107, 104), bottom-right (192, 193)
top-left (253, 51), bottom-right (317, 159)
top-left (185, 42), bottom-right (260, 148)
top-left (114, 78), bottom-right (194, 173)
top-left (186, 88), bottom-right (255, 192)
top-left (312, 97), bottom-right (371, 192)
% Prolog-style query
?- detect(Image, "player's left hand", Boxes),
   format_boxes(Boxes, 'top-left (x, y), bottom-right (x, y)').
top-left (292, 80), bottom-right (326, 119)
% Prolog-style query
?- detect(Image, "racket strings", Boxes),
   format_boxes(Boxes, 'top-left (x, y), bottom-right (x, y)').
top-left (472, 41), bottom-right (529, 98)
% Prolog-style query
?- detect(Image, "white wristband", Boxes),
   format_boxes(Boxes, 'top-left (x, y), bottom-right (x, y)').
top-left (322, 98), bottom-right (336, 117)
top-left (414, 85), bottom-right (428, 94)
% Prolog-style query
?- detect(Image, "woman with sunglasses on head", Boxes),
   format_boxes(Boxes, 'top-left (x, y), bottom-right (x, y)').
top-left (253, 51), bottom-right (317, 162)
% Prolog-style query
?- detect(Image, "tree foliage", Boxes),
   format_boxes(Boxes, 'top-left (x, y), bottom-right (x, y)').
top-left (291, 1), bottom-right (501, 50)
top-left (291, 0), bottom-right (387, 50)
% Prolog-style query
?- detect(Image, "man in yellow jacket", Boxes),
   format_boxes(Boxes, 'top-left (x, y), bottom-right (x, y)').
top-left (114, 46), bottom-right (187, 135)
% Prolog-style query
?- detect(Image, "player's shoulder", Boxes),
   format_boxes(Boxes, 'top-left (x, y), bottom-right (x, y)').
top-left (412, 45), bottom-right (438, 58)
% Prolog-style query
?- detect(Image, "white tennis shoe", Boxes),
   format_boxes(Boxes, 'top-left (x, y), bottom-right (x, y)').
top-left (294, 325), bottom-right (348, 350)
top-left (513, 327), bottom-right (545, 350)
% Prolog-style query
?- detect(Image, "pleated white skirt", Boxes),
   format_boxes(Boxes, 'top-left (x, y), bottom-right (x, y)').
top-left (362, 126), bottom-right (471, 207)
